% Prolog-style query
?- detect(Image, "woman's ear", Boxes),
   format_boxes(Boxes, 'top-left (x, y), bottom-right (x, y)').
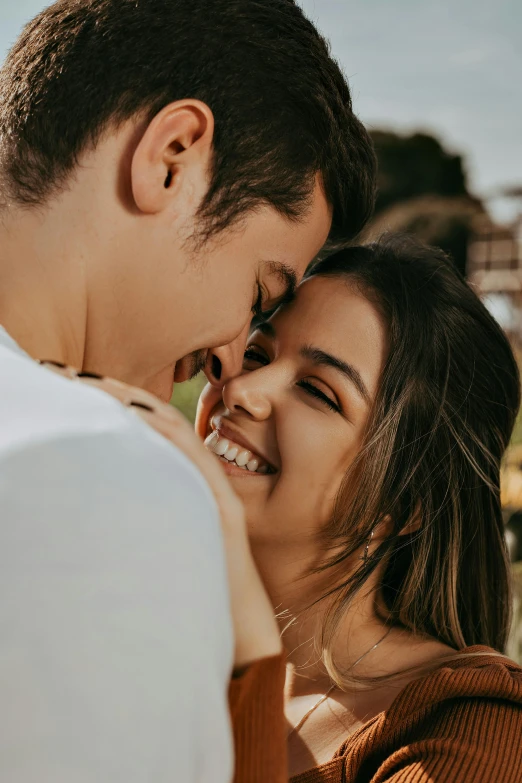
top-left (376, 502), bottom-right (422, 540)
top-left (374, 514), bottom-right (393, 541)
top-left (402, 501), bottom-right (423, 535)
top-left (130, 99), bottom-right (214, 215)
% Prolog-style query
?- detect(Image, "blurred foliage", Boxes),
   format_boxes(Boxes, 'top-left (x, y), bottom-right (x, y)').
top-left (170, 372), bottom-right (206, 423)
top-left (367, 130), bottom-right (486, 276)
top-left (502, 185), bottom-right (522, 200)
top-left (370, 130), bottom-right (471, 213)
top-left (365, 194), bottom-right (484, 277)
top-left (512, 419), bottom-right (522, 451)
top-left (508, 562), bottom-right (522, 663)
top-left (512, 394), bottom-right (522, 447)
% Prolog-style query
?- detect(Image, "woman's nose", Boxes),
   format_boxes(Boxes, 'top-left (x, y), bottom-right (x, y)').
top-left (222, 372), bottom-right (273, 421)
top-left (204, 323), bottom-right (251, 387)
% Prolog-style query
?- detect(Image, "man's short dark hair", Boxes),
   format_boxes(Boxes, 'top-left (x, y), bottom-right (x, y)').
top-left (0, 0), bottom-right (376, 241)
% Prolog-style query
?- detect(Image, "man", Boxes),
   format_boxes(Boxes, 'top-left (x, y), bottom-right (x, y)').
top-left (0, 0), bottom-right (375, 780)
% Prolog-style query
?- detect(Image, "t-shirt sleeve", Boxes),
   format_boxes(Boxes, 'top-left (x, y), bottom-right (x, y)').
top-left (0, 428), bottom-right (234, 783)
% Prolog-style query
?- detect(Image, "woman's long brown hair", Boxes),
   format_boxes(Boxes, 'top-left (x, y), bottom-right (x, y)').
top-left (307, 235), bottom-right (521, 684)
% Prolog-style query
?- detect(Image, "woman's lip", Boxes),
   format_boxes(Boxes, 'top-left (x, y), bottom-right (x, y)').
top-left (212, 418), bottom-right (278, 471)
top-left (217, 456), bottom-right (274, 478)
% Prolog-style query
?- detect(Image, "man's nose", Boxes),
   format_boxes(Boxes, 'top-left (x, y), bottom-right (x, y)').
top-left (204, 323), bottom-right (250, 387)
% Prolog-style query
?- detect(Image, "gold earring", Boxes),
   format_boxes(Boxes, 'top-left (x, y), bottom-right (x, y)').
top-left (361, 529), bottom-right (375, 564)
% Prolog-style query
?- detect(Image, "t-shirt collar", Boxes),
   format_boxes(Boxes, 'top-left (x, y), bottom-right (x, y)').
top-left (0, 325), bottom-right (33, 360)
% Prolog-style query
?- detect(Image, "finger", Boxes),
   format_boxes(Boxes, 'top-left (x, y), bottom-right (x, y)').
top-left (39, 363), bottom-right (186, 428)
top-left (90, 381), bottom-right (188, 428)
top-left (40, 361), bottom-right (244, 527)
top-left (38, 361), bottom-right (79, 380)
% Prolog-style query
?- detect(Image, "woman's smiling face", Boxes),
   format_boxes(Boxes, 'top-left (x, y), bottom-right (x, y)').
top-left (196, 275), bottom-right (387, 548)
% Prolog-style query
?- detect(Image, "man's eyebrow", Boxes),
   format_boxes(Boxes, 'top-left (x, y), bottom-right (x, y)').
top-left (300, 345), bottom-right (371, 404)
top-left (266, 261), bottom-right (298, 306)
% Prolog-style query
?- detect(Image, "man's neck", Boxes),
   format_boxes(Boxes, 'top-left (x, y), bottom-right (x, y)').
top-left (0, 202), bottom-right (89, 368)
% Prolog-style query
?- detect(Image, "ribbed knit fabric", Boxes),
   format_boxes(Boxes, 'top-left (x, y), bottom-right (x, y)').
top-left (229, 646), bottom-right (522, 783)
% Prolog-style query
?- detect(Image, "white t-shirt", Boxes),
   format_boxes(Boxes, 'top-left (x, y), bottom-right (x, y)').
top-left (0, 327), bottom-right (233, 783)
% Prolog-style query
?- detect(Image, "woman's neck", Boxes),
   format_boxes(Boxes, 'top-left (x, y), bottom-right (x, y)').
top-left (249, 538), bottom-right (393, 697)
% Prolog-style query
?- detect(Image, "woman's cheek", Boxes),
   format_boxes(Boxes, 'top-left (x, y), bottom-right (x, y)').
top-left (281, 421), bottom-right (345, 527)
top-left (195, 382), bottom-right (223, 439)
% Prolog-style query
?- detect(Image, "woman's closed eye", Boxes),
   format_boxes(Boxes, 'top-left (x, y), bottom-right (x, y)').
top-left (243, 346), bottom-right (342, 414)
top-left (243, 346), bottom-right (269, 368)
top-left (297, 379), bottom-right (342, 413)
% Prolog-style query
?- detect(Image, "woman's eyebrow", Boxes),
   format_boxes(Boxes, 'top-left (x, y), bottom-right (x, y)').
top-left (254, 321), bottom-right (276, 339)
top-left (300, 345), bottom-right (371, 404)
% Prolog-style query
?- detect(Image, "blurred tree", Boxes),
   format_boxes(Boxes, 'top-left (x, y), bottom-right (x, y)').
top-left (170, 372), bottom-right (206, 423)
top-left (367, 130), bottom-right (486, 276)
top-left (502, 185), bottom-right (522, 200)
top-left (366, 195), bottom-right (484, 277)
top-left (370, 130), bottom-right (470, 214)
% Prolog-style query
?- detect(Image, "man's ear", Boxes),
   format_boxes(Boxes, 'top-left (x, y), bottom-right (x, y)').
top-left (130, 99), bottom-right (214, 214)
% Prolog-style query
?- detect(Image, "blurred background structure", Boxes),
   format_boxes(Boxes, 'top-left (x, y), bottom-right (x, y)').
top-left (1, 0), bottom-right (521, 658)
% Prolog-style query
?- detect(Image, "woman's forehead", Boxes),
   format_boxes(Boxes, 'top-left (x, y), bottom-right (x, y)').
top-left (277, 275), bottom-right (380, 336)
top-left (268, 276), bottom-right (387, 399)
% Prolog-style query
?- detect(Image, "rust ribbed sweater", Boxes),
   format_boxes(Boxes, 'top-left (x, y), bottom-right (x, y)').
top-left (229, 646), bottom-right (522, 783)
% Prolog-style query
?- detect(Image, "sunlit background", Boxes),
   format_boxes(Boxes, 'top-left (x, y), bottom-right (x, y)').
top-left (1, 0), bottom-right (521, 658)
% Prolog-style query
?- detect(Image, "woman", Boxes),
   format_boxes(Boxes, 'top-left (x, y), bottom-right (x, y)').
top-left (193, 235), bottom-right (522, 782)
top-left (45, 235), bottom-right (522, 781)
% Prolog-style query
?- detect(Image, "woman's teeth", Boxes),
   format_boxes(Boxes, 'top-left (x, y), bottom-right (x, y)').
top-left (204, 432), bottom-right (271, 474)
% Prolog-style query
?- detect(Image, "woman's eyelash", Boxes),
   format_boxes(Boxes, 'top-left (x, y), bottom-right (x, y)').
top-left (297, 380), bottom-right (341, 413)
top-left (243, 347), bottom-right (268, 365)
top-left (243, 352), bottom-right (342, 414)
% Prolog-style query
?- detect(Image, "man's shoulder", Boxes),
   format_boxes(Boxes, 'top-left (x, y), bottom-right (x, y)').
top-left (0, 342), bottom-right (136, 450)
top-left (0, 344), bottom-right (215, 511)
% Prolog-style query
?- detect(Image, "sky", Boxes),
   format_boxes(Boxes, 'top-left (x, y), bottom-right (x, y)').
top-left (1, 0), bottom-right (521, 221)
